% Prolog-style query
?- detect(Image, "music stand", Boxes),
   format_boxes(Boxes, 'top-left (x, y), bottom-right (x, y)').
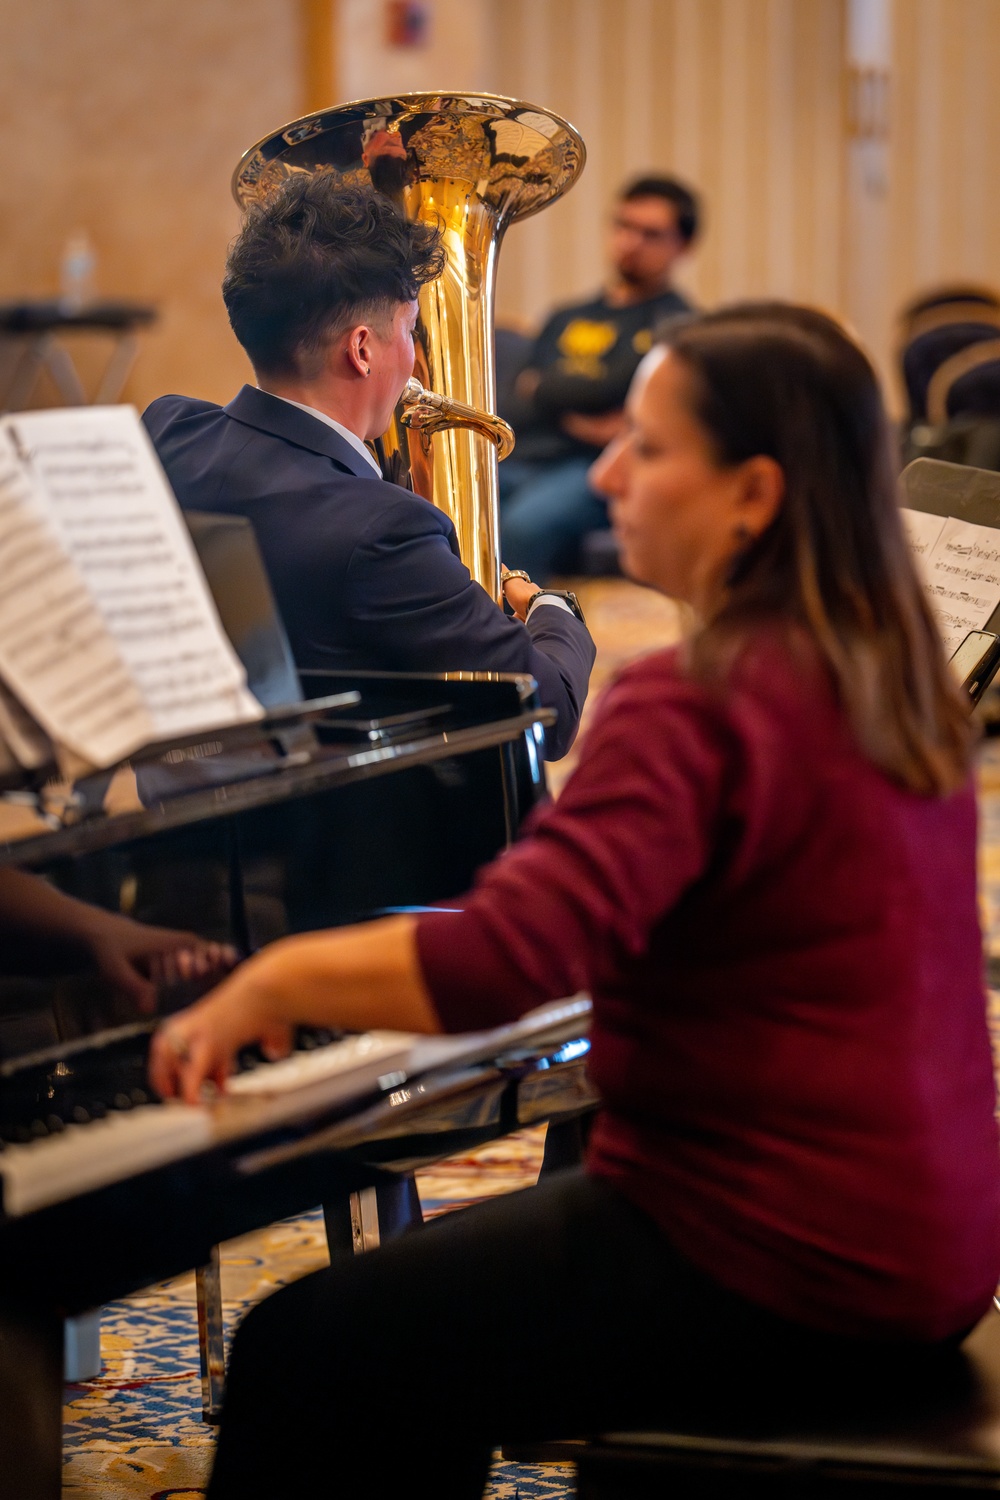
top-left (901, 457), bottom-right (1000, 705)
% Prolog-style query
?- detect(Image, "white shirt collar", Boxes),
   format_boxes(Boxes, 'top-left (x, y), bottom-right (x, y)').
top-left (263, 391), bottom-right (382, 476)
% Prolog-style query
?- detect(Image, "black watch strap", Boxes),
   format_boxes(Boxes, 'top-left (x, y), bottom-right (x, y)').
top-left (526, 589), bottom-right (587, 626)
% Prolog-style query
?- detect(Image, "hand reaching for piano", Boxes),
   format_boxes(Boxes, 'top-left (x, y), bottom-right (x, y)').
top-left (0, 867), bottom-right (237, 1014)
top-left (149, 915), bottom-right (442, 1104)
top-left (84, 912), bottom-right (238, 1015)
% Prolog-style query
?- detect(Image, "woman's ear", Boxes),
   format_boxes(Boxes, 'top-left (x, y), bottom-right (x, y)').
top-left (738, 455), bottom-right (785, 538)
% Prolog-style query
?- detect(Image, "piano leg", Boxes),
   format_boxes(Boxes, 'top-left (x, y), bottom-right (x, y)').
top-left (195, 1176), bottom-right (424, 1426)
top-left (540, 1114), bottom-right (592, 1173)
top-left (0, 1297), bottom-right (63, 1500)
top-left (323, 1173), bottom-right (423, 1258)
top-left (196, 1246), bottom-right (226, 1426)
top-left (64, 1309), bottom-right (101, 1382)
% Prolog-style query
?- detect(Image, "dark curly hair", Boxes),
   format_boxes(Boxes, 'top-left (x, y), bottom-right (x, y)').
top-left (223, 174), bottom-right (445, 378)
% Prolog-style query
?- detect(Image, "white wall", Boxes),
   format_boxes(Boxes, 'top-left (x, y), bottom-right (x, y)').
top-left (477, 0), bottom-right (845, 344)
top-left (337, 0), bottom-right (491, 100)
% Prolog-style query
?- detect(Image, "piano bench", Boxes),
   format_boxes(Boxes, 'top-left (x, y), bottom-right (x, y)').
top-left (574, 1311), bottom-right (1000, 1500)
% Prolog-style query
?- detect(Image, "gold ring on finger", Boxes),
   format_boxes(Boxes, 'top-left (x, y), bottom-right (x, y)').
top-left (163, 1027), bottom-right (192, 1063)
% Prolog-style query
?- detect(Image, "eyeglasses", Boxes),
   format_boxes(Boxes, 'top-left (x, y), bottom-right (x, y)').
top-left (612, 216), bottom-right (680, 244)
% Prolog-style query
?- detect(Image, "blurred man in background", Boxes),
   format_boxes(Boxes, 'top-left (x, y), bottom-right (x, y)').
top-left (500, 175), bottom-right (700, 582)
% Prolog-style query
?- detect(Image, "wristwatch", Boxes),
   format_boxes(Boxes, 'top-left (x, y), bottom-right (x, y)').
top-left (526, 588), bottom-right (587, 626)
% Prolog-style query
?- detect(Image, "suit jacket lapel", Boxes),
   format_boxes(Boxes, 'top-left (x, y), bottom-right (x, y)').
top-left (224, 386), bottom-right (377, 479)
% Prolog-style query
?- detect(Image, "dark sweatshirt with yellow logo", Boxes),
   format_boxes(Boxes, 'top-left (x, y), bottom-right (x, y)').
top-left (507, 288), bottom-right (691, 464)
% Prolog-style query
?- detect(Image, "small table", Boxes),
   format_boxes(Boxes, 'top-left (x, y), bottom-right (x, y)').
top-left (0, 300), bottom-right (157, 411)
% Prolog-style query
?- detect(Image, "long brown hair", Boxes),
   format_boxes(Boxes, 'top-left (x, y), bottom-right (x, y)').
top-left (663, 302), bottom-right (971, 795)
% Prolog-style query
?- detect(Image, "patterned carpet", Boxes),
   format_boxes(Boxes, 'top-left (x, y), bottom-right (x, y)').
top-left (62, 1128), bottom-right (558, 1498)
top-left (58, 579), bottom-right (1000, 1497)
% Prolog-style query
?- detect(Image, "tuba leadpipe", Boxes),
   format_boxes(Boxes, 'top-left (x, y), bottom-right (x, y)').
top-left (399, 377), bottom-right (515, 462)
top-left (232, 93), bottom-right (585, 602)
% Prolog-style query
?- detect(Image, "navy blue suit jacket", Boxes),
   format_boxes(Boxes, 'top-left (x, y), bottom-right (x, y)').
top-left (143, 386), bottom-right (595, 759)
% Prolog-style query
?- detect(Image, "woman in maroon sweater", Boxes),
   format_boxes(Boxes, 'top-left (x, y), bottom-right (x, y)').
top-left (152, 304), bottom-right (1000, 1499)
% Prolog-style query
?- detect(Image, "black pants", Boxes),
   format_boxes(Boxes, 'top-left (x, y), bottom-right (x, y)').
top-left (208, 1170), bottom-right (964, 1499)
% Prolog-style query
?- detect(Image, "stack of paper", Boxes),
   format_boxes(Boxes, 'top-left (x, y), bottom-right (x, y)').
top-left (0, 405), bottom-right (261, 779)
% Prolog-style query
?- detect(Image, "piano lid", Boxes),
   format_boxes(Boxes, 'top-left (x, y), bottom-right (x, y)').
top-left (0, 670), bottom-right (553, 867)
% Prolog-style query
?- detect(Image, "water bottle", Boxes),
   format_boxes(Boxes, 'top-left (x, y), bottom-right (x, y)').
top-left (59, 230), bottom-right (96, 313)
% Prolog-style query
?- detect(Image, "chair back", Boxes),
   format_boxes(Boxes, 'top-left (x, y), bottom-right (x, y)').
top-left (927, 339), bottom-right (1000, 425)
top-left (902, 313), bottom-right (1000, 422)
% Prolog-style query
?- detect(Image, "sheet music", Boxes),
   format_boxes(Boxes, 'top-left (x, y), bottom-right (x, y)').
top-left (919, 515), bottom-right (1000, 655)
top-left (3, 406), bottom-right (261, 741)
top-left (900, 507), bottom-right (947, 581)
top-left (0, 431), bottom-right (155, 766)
top-left (0, 679), bottom-right (51, 770)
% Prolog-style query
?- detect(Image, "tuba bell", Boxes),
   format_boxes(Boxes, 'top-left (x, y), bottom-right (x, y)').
top-left (232, 93), bottom-right (585, 601)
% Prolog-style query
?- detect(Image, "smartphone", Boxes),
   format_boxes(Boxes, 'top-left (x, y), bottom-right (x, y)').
top-left (949, 630), bottom-right (1000, 706)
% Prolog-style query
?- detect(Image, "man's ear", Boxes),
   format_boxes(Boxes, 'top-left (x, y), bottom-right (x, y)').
top-left (738, 455), bottom-right (784, 536)
top-left (345, 324), bottom-right (373, 378)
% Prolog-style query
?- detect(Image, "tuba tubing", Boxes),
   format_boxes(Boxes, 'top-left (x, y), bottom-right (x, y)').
top-left (399, 377), bottom-right (515, 462)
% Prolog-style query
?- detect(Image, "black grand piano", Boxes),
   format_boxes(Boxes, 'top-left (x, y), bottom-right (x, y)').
top-left (0, 518), bottom-right (596, 1500)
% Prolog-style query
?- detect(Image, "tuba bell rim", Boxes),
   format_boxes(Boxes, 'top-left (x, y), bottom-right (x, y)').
top-left (231, 90), bottom-right (587, 223)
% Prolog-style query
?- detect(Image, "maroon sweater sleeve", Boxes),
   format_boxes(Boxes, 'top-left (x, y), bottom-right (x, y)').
top-left (416, 652), bottom-right (730, 1032)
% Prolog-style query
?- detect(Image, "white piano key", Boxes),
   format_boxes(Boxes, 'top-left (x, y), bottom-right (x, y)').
top-left (0, 1102), bottom-right (212, 1218)
top-left (226, 1030), bottom-right (414, 1097)
top-left (215, 1030), bottom-right (416, 1137)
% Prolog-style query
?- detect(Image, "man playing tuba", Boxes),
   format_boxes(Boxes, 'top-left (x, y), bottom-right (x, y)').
top-left (143, 176), bottom-right (595, 761)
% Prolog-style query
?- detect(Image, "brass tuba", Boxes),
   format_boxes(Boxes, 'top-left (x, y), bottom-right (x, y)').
top-left (232, 93), bottom-right (585, 601)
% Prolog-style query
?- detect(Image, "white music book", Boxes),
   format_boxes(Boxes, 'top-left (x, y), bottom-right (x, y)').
top-left (902, 507), bottom-right (1000, 655)
top-left (0, 406), bottom-right (261, 772)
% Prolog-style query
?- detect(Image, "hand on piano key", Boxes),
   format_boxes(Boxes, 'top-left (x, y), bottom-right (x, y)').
top-left (149, 916), bottom-right (442, 1104)
top-left (152, 977), bottom-right (296, 1103)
